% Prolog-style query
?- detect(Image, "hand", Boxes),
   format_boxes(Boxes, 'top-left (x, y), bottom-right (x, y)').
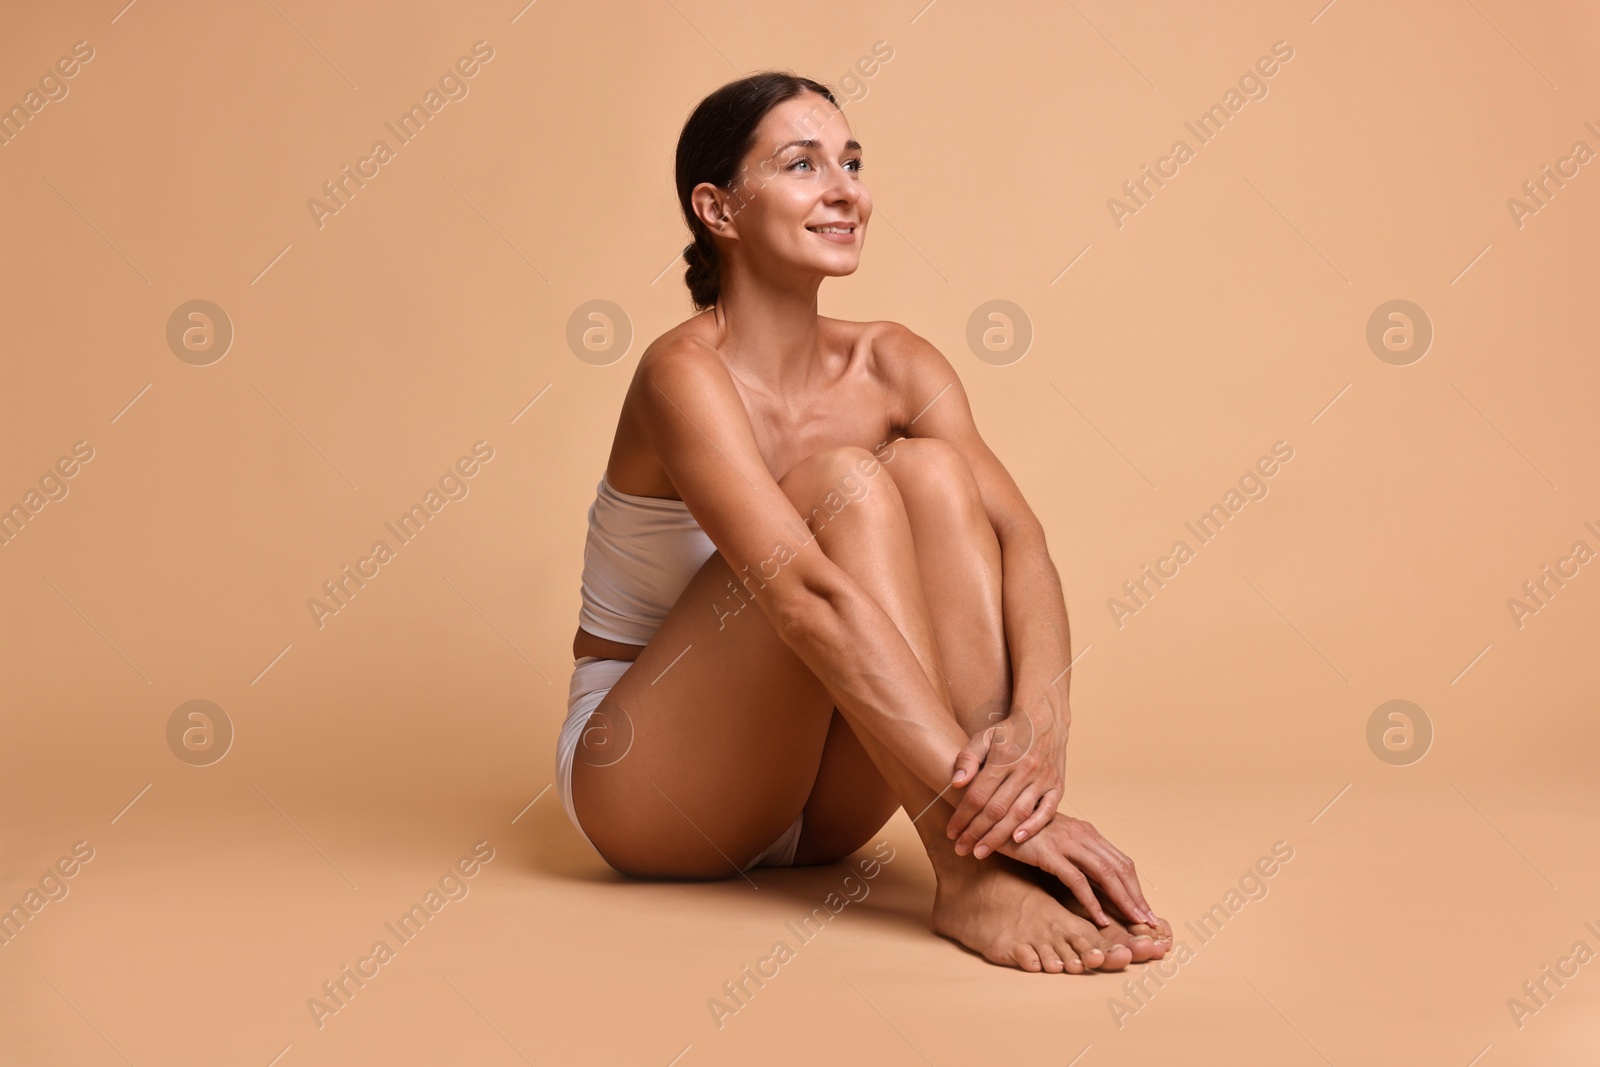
top-left (997, 812), bottom-right (1158, 927)
top-left (945, 702), bottom-right (1067, 860)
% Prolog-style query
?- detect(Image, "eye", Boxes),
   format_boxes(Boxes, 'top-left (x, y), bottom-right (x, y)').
top-left (845, 158), bottom-right (864, 172)
top-left (788, 157), bottom-right (812, 171)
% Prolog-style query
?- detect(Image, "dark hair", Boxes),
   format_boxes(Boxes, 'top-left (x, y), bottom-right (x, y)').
top-left (675, 71), bottom-right (840, 311)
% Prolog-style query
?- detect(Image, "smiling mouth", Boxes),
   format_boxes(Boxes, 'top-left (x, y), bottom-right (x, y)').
top-left (806, 224), bottom-right (856, 234)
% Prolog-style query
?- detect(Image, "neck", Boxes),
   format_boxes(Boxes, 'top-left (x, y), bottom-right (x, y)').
top-left (712, 266), bottom-right (823, 394)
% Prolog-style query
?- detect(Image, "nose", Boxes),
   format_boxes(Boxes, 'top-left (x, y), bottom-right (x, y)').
top-left (824, 166), bottom-right (864, 208)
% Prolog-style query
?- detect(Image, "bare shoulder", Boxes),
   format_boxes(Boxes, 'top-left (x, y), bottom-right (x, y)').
top-left (625, 316), bottom-right (750, 449)
top-left (842, 318), bottom-right (962, 427)
top-left (830, 317), bottom-right (944, 377)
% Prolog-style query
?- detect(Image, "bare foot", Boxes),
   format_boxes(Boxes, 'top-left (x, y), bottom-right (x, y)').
top-left (1016, 864), bottom-right (1174, 964)
top-left (931, 852), bottom-right (1136, 973)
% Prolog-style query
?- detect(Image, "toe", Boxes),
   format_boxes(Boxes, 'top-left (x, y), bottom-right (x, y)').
top-left (1121, 930), bottom-right (1160, 963)
top-left (1143, 915), bottom-right (1174, 943)
top-left (1037, 943), bottom-right (1065, 973)
top-left (1067, 933), bottom-right (1106, 968)
top-left (1097, 942), bottom-right (1134, 971)
top-left (1127, 921), bottom-right (1169, 959)
top-left (1013, 943), bottom-right (1043, 972)
top-left (1054, 938), bottom-right (1085, 974)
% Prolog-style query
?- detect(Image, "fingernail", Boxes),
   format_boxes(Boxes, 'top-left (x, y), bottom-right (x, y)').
top-left (953, 770), bottom-right (967, 783)
top-left (974, 845), bottom-right (989, 858)
top-left (955, 843), bottom-right (969, 855)
top-left (1013, 829), bottom-right (1026, 841)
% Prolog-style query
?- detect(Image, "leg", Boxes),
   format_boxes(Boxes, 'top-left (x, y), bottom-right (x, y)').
top-left (571, 444), bottom-right (1131, 969)
top-left (569, 444), bottom-right (924, 879)
top-left (574, 439), bottom-right (967, 877)
top-left (797, 437), bottom-right (1169, 960)
top-left (791, 436), bottom-right (1009, 864)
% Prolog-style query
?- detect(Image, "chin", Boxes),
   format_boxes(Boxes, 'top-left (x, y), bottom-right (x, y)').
top-left (810, 252), bottom-right (863, 278)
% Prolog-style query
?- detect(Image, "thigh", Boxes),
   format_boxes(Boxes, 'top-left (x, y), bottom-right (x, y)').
top-left (570, 530), bottom-right (835, 880)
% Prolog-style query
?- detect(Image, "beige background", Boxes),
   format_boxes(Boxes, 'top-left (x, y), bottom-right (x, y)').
top-left (3, 0), bottom-right (1597, 1063)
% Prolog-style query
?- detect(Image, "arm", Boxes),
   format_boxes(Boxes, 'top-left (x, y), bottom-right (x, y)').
top-left (633, 339), bottom-right (969, 799)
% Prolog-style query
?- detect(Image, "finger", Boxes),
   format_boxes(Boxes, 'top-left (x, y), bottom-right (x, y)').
top-left (949, 729), bottom-right (992, 788)
top-left (1010, 788), bottom-right (1061, 844)
top-left (972, 784), bottom-right (1040, 859)
top-left (1050, 859), bottom-right (1111, 927)
top-left (954, 770), bottom-right (1025, 855)
top-left (1107, 861), bottom-right (1155, 925)
top-left (945, 760), bottom-right (1007, 841)
top-left (1101, 843), bottom-right (1157, 924)
top-left (1081, 836), bottom-right (1157, 925)
top-left (1074, 843), bottom-right (1151, 927)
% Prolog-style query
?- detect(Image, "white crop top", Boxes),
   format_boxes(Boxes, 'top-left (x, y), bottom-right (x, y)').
top-left (576, 472), bottom-right (717, 646)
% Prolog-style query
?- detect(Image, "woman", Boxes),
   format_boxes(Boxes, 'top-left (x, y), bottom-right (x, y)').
top-left (556, 71), bottom-right (1171, 973)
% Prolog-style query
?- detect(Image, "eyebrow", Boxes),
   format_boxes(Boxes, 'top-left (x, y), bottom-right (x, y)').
top-left (775, 138), bottom-right (863, 153)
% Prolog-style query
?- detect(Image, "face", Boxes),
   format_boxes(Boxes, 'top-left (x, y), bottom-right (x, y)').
top-left (696, 92), bottom-right (872, 285)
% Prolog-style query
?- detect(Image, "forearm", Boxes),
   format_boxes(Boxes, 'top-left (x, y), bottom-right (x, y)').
top-left (777, 575), bottom-right (969, 798)
top-left (998, 520), bottom-right (1074, 721)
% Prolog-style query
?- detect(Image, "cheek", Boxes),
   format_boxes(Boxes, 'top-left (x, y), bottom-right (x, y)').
top-left (765, 190), bottom-right (818, 242)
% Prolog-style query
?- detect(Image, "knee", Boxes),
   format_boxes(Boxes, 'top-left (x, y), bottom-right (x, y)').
top-left (877, 437), bottom-right (984, 522)
top-left (779, 445), bottom-right (903, 525)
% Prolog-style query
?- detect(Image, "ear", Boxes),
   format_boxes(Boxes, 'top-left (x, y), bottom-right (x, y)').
top-left (690, 182), bottom-right (738, 239)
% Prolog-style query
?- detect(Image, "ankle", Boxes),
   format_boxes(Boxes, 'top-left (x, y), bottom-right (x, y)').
top-left (919, 829), bottom-right (981, 884)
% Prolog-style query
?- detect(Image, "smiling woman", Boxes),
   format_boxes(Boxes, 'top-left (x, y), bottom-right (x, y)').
top-left (555, 70), bottom-right (1170, 976)
top-left (675, 76), bottom-right (868, 313)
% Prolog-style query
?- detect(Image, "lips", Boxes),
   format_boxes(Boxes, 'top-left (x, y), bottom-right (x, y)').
top-left (806, 223), bottom-right (856, 234)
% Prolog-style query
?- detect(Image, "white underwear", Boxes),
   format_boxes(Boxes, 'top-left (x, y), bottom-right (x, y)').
top-left (556, 655), bottom-right (803, 870)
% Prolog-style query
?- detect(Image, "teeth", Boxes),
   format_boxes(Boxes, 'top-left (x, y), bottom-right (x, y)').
top-left (811, 226), bottom-right (852, 234)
